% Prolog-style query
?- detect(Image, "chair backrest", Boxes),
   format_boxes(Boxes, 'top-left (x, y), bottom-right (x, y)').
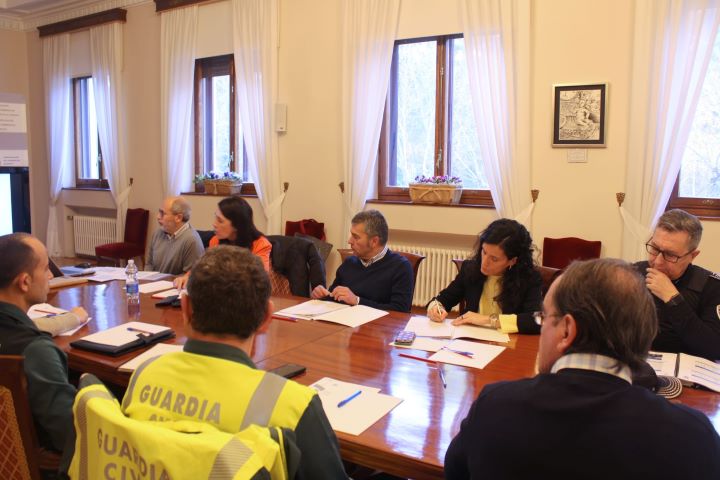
top-left (535, 265), bottom-right (562, 297)
top-left (294, 233), bottom-right (333, 263)
top-left (542, 237), bottom-right (601, 270)
top-left (71, 381), bottom-right (293, 480)
top-left (268, 235), bottom-right (326, 297)
top-left (196, 230), bottom-right (215, 250)
top-left (123, 208), bottom-right (150, 247)
top-left (338, 248), bottom-right (426, 297)
top-left (0, 355), bottom-right (41, 480)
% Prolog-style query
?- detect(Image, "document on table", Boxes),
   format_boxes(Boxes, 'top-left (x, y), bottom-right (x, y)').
top-left (275, 300), bottom-right (387, 327)
top-left (646, 351), bottom-right (679, 377)
top-left (27, 303), bottom-right (91, 336)
top-left (429, 339), bottom-right (505, 370)
top-left (311, 377), bottom-right (402, 436)
top-left (676, 353), bottom-right (720, 393)
top-left (76, 321), bottom-right (172, 347)
top-left (391, 337), bottom-right (449, 352)
top-left (118, 343), bottom-right (183, 372)
top-left (404, 316), bottom-right (510, 344)
top-left (139, 280), bottom-right (175, 294)
top-left (152, 288), bottom-right (180, 299)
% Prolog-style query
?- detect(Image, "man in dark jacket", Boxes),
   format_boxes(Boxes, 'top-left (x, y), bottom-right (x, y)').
top-left (636, 208), bottom-right (720, 360)
top-left (0, 233), bottom-right (87, 474)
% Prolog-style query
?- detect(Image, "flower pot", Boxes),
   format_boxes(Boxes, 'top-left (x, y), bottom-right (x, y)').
top-left (408, 183), bottom-right (462, 204)
top-left (194, 183), bottom-right (206, 193)
top-left (204, 180), bottom-right (242, 195)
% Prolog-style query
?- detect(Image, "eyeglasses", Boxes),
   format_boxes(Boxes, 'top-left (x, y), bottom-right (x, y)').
top-left (533, 311), bottom-right (563, 326)
top-left (645, 243), bottom-right (692, 264)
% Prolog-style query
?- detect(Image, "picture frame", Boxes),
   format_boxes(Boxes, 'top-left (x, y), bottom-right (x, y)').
top-left (552, 83), bottom-right (607, 147)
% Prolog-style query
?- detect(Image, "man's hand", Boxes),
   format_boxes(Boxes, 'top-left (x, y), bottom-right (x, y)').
top-left (311, 285), bottom-right (331, 299)
top-left (330, 286), bottom-right (359, 306)
top-left (173, 273), bottom-right (189, 290)
top-left (451, 311), bottom-right (492, 327)
top-left (645, 267), bottom-right (680, 303)
top-left (70, 306), bottom-right (89, 323)
top-left (427, 300), bottom-right (448, 322)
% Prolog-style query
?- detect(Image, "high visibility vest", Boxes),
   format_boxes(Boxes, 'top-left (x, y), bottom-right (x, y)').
top-left (70, 383), bottom-right (292, 480)
top-left (120, 351), bottom-right (316, 434)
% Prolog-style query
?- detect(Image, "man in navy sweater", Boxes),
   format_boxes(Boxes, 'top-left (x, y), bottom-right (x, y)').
top-left (311, 210), bottom-right (413, 312)
top-left (445, 258), bottom-right (720, 479)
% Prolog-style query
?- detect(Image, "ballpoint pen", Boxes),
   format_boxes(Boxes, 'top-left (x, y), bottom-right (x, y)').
top-left (127, 326), bottom-right (154, 335)
top-left (337, 390), bottom-right (362, 408)
top-left (34, 308), bottom-right (60, 316)
top-left (437, 363), bottom-right (447, 389)
top-left (442, 347), bottom-right (475, 359)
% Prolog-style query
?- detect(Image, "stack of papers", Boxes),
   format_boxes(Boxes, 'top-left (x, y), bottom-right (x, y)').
top-left (274, 300), bottom-right (387, 327)
top-left (403, 315), bottom-right (510, 344)
top-left (85, 267), bottom-right (168, 283)
top-left (311, 377), bottom-right (402, 435)
top-left (118, 343), bottom-right (183, 372)
top-left (648, 351), bottom-right (720, 393)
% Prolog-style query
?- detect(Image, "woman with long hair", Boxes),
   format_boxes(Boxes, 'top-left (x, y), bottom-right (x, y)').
top-left (427, 219), bottom-right (543, 334)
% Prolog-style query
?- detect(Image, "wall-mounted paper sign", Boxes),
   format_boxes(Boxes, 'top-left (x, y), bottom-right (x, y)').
top-left (0, 150), bottom-right (28, 167)
top-left (0, 102), bottom-right (27, 134)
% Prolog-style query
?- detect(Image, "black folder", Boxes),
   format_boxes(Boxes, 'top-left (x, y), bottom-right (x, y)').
top-left (70, 328), bottom-right (176, 357)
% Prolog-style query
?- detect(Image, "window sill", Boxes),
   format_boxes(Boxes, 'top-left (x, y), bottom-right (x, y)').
top-left (181, 191), bottom-right (258, 198)
top-left (367, 198), bottom-right (494, 209)
top-left (63, 186), bottom-right (110, 192)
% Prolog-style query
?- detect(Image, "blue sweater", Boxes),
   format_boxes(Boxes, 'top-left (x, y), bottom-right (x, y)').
top-left (329, 250), bottom-right (414, 312)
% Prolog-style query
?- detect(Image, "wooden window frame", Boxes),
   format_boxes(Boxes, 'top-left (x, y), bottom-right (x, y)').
top-left (193, 55), bottom-right (256, 196)
top-left (72, 77), bottom-right (108, 189)
top-left (666, 175), bottom-right (720, 220)
top-left (377, 35), bottom-right (493, 207)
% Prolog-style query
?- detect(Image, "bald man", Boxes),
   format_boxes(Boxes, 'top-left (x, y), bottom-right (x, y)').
top-left (146, 196), bottom-right (205, 275)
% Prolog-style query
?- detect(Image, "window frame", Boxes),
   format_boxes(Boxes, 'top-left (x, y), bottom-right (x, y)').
top-left (72, 76), bottom-right (108, 189)
top-left (193, 54), bottom-right (256, 196)
top-left (377, 34), bottom-right (493, 207)
top-left (666, 175), bottom-right (720, 219)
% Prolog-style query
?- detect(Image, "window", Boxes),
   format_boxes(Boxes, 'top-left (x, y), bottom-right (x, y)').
top-left (667, 32), bottom-right (720, 218)
top-left (73, 77), bottom-right (108, 189)
top-left (194, 55), bottom-right (254, 195)
top-left (378, 35), bottom-right (492, 206)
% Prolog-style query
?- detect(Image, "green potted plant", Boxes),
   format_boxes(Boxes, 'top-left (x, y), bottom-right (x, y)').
top-left (194, 174), bottom-right (207, 193)
top-left (408, 175), bottom-right (463, 204)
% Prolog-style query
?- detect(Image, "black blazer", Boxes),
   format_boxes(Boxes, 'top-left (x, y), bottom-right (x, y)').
top-left (267, 235), bottom-right (326, 297)
top-left (435, 259), bottom-right (542, 333)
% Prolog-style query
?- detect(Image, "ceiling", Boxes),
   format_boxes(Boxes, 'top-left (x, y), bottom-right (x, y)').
top-left (0, 0), bottom-right (145, 31)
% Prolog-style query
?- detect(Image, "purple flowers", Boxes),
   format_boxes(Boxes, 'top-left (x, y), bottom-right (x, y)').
top-left (413, 175), bottom-right (462, 185)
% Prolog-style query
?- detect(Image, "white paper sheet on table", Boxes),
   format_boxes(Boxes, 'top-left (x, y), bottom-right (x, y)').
top-left (275, 301), bottom-right (386, 327)
top-left (137, 271), bottom-right (168, 281)
top-left (77, 321), bottom-right (171, 347)
top-left (119, 343), bottom-right (183, 372)
top-left (152, 289), bottom-right (180, 299)
top-left (404, 316), bottom-right (510, 343)
top-left (647, 351), bottom-right (678, 377)
top-left (27, 303), bottom-right (90, 336)
top-left (429, 339), bottom-right (505, 369)
top-left (139, 280), bottom-right (175, 294)
top-left (390, 337), bottom-right (448, 352)
top-left (310, 377), bottom-right (402, 436)
top-left (275, 300), bottom-right (350, 318)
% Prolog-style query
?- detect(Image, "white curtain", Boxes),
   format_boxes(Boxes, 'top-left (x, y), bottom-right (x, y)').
top-left (340, 0), bottom-right (400, 236)
top-left (622, 0), bottom-right (720, 260)
top-left (232, 0), bottom-right (284, 234)
top-left (160, 5), bottom-right (198, 197)
top-left (43, 34), bottom-right (73, 256)
top-left (460, 0), bottom-right (532, 222)
top-left (90, 22), bottom-right (128, 241)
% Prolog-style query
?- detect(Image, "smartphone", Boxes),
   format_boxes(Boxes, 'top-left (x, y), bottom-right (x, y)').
top-left (269, 363), bottom-right (307, 379)
top-left (394, 330), bottom-right (416, 345)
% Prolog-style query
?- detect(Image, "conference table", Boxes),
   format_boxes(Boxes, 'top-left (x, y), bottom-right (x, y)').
top-left (48, 279), bottom-right (720, 480)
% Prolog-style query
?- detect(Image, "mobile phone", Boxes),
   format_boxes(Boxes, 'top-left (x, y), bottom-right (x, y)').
top-left (269, 363), bottom-right (307, 379)
top-left (394, 330), bottom-right (416, 345)
top-left (155, 295), bottom-right (180, 308)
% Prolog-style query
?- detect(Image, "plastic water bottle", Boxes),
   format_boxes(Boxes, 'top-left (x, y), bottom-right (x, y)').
top-left (125, 259), bottom-right (140, 319)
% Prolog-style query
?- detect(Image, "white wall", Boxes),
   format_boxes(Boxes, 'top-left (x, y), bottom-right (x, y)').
top-left (12, 0), bottom-right (720, 273)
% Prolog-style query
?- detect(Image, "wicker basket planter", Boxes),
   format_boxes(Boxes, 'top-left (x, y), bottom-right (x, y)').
top-left (204, 180), bottom-right (243, 195)
top-left (408, 183), bottom-right (462, 204)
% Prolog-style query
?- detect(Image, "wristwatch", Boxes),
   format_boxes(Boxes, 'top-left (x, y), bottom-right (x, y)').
top-left (489, 313), bottom-right (499, 329)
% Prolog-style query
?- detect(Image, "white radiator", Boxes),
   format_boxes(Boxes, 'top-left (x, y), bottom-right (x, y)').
top-left (72, 215), bottom-right (117, 256)
top-left (388, 243), bottom-right (473, 308)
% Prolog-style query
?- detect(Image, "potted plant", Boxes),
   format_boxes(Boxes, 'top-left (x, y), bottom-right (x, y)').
top-left (203, 171), bottom-right (243, 195)
top-left (193, 174), bottom-right (207, 193)
top-left (408, 175), bottom-right (463, 204)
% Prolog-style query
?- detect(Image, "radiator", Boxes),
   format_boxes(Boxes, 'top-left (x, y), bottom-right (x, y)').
top-left (72, 215), bottom-right (117, 256)
top-left (388, 243), bottom-right (473, 308)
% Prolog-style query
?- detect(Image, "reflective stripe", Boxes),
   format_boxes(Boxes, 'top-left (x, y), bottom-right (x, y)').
top-left (75, 389), bottom-right (114, 480)
top-left (208, 437), bottom-right (262, 480)
top-left (240, 373), bottom-right (286, 430)
top-left (121, 355), bottom-right (163, 410)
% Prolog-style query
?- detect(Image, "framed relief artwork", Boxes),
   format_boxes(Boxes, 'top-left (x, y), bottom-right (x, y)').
top-left (552, 83), bottom-right (607, 147)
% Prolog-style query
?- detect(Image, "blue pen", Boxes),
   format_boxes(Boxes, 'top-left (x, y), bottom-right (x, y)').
top-left (337, 390), bottom-right (362, 408)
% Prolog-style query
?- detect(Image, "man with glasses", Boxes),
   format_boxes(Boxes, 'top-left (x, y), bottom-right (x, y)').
top-left (636, 209), bottom-right (720, 360)
top-left (444, 258), bottom-right (720, 479)
top-left (146, 196), bottom-right (205, 275)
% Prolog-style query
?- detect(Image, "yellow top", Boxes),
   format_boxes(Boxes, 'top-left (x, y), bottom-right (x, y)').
top-left (478, 275), bottom-right (519, 333)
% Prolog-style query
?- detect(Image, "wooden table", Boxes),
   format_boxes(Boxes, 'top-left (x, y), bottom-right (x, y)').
top-left (49, 282), bottom-right (720, 480)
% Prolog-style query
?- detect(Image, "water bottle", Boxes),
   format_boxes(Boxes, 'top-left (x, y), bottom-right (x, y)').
top-left (125, 259), bottom-right (140, 319)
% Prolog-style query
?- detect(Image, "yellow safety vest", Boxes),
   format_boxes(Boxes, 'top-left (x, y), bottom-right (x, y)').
top-left (70, 383), bottom-right (291, 480)
top-left (120, 351), bottom-right (316, 435)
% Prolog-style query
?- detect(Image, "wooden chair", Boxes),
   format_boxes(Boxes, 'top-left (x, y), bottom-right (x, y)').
top-left (0, 355), bottom-right (60, 480)
top-left (95, 208), bottom-right (150, 268)
top-left (536, 265), bottom-right (562, 297)
top-left (337, 248), bottom-right (426, 300)
top-left (542, 237), bottom-right (601, 270)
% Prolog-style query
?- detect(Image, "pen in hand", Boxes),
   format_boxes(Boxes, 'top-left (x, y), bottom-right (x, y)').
top-left (337, 390), bottom-right (362, 408)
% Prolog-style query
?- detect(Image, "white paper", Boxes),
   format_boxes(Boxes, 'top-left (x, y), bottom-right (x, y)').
top-left (58, 318), bottom-right (91, 336)
top-left (27, 303), bottom-right (68, 319)
top-left (677, 353), bottom-right (720, 393)
top-left (429, 339), bottom-right (505, 370)
top-left (118, 343), bottom-right (183, 372)
top-left (390, 337), bottom-right (448, 352)
top-left (310, 377), bottom-right (401, 436)
top-left (152, 289), bottom-right (180, 299)
top-left (137, 271), bottom-right (167, 281)
top-left (315, 305), bottom-right (387, 327)
top-left (452, 324), bottom-right (510, 344)
top-left (275, 300), bottom-right (350, 318)
top-left (86, 267), bottom-right (127, 282)
top-left (139, 280), bottom-right (175, 294)
top-left (404, 316), bottom-right (510, 343)
top-left (28, 304), bottom-right (90, 336)
top-left (647, 351), bottom-right (678, 377)
top-left (78, 321), bottom-right (171, 347)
